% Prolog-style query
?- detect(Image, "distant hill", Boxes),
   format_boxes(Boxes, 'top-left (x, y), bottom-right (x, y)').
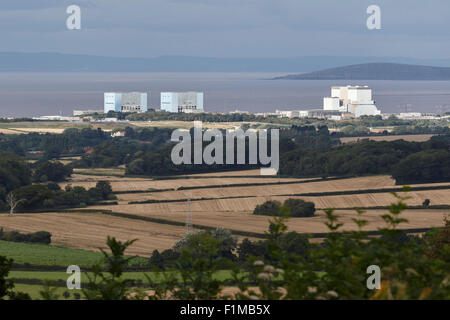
top-left (2, 52), bottom-right (450, 72)
top-left (274, 63), bottom-right (450, 80)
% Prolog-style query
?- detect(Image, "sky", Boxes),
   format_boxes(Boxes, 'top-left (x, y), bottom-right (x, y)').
top-left (0, 0), bottom-right (449, 59)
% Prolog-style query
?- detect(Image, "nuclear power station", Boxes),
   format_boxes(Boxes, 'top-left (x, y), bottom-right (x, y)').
top-left (323, 86), bottom-right (381, 118)
top-left (104, 92), bottom-right (148, 113)
top-left (161, 92), bottom-right (204, 113)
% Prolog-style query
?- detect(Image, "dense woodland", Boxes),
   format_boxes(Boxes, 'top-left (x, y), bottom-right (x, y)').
top-left (1, 126), bottom-right (449, 185)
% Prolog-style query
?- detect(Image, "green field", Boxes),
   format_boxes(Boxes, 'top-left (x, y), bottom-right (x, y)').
top-left (0, 240), bottom-right (148, 267)
top-left (12, 284), bottom-right (84, 300)
top-left (8, 270), bottom-right (234, 283)
top-left (8, 270), bottom-right (236, 299)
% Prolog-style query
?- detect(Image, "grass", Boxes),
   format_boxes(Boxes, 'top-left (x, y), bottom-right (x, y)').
top-left (8, 270), bottom-right (235, 283)
top-left (12, 283), bottom-right (84, 300)
top-left (0, 240), bottom-right (148, 268)
top-left (10, 270), bottom-right (236, 299)
top-left (8, 270), bottom-right (237, 300)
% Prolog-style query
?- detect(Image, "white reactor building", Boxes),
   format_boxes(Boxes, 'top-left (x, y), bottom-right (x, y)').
top-left (104, 92), bottom-right (148, 113)
top-left (323, 86), bottom-right (381, 117)
top-left (161, 92), bottom-right (204, 113)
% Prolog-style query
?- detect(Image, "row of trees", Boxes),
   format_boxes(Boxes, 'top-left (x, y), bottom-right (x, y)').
top-left (279, 138), bottom-right (450, 184)
top-left (0, 128), bottom-right (111, 158)
top-left (0, 153), bottom-right (75, 212)
top-left (8, 181), bottom-right (116, 213)
top-left (0, 152), bottom-right (115, 212)
top-left (254, 199), bottom-right (315, 217)
top-left (0, 229), bottom-right (51, 245)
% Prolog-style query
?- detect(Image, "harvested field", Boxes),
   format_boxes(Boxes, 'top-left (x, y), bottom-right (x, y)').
top-left (340, 134), bottom-right (435, 144)
top-left (0, 212), bottom-right (187, 257)
top-left (117, 179), bottom-right (450, 203)
top-left (0, 128), bottom-right (27, 134)
top-left (117, 176), bottom-right (395, 201)
top-left (7, 168), bottom-right (449, 254)
top-left (61, 174), bottom-right (303, 192)
top-left (116, 189), bottom-right (450, 210)
top-left (73, 167), bottom-right (126, 176)
top-left (85, 204), bottom-right (448, 236)
top-left (63, 173), bottom-right (450, 201)
top-left (11, 128), bottom-right (66, 134)
top-left (185, 169), bottom-right (263, 177)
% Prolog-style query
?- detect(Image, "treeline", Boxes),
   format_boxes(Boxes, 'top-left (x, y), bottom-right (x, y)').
top-left (254, 199), bottom-right (315, 217)
top-left (125, 131), bottom-right (450, 184)
top-left (103, 110), bottom-right (270, 123)
top-left (124, 125), bottom-right (335, 176)
top-left (149, 227), bottom-right (312, 269)
top-left (0, 127), bottom-right (110, 158)
top-left (2, 125), bottom-right (449, 184)
top-left (280, 138), bottom-right (450, 184)
top-left (73, 127), bottom-right (172, 168)
top-left (0, 229), bottom-right (51, 245)
top-left (11, 181), bottom-right (116, 212)
top-left (0, 152), bottom-right (115, 212)
top-left (0, 153), bottom-right (72, 195)
top-left (32, 160), bottom-right (72, 183)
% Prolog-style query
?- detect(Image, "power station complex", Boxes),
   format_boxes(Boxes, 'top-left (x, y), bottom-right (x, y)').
top-left (323, 86), bottom-right (381, 117)
top-left (101, 87), bottom-right (380, 118)
top-left (103, 91), bottom-right (204, 114)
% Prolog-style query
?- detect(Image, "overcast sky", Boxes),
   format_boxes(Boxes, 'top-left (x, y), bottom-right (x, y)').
top-left (0, 0), bottom-right (449, 59)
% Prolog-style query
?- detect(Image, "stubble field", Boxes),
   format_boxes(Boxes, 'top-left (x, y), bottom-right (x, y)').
top-left (2, 170), bottom-right (449, 258)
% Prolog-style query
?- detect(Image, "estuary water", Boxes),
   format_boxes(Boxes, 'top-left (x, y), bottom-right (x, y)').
top-left (0, 72), bottom-right (449, 117)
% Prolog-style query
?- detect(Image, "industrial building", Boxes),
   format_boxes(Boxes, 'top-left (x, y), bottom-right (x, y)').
top-left (161, 92), bottom-right (204, 113)
top-left (275, 110), bottom-right (309, 118)
top-left (323, 86), bottom-right (381, 117)
top-left (73, 109), bottom-right (104, 116)
top-left (104, 92), bottom-right (148, 113)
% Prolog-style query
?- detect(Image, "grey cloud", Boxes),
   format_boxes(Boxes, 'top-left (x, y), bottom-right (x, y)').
top-left (0, 0), bottom-right (449, 59)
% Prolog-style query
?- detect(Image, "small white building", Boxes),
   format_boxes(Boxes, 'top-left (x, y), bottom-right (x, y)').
top-left (276, 110), bottom-right (309, 118)
top-left (32, 115), bottom-right (81, 122)
top-left (111, 131), bottom-right (125, 137)
top-left (73, 110), bottom-right (104, 116)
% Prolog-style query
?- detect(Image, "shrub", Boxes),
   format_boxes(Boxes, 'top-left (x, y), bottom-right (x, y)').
top-left (0, 228), bottom-right (52, 245)
top-left (253, 200), bottom-right (281, 216)
top-left (283, 199), bottom-right (315, 217)
top-left (253, 199), bottom-right (315, 217)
